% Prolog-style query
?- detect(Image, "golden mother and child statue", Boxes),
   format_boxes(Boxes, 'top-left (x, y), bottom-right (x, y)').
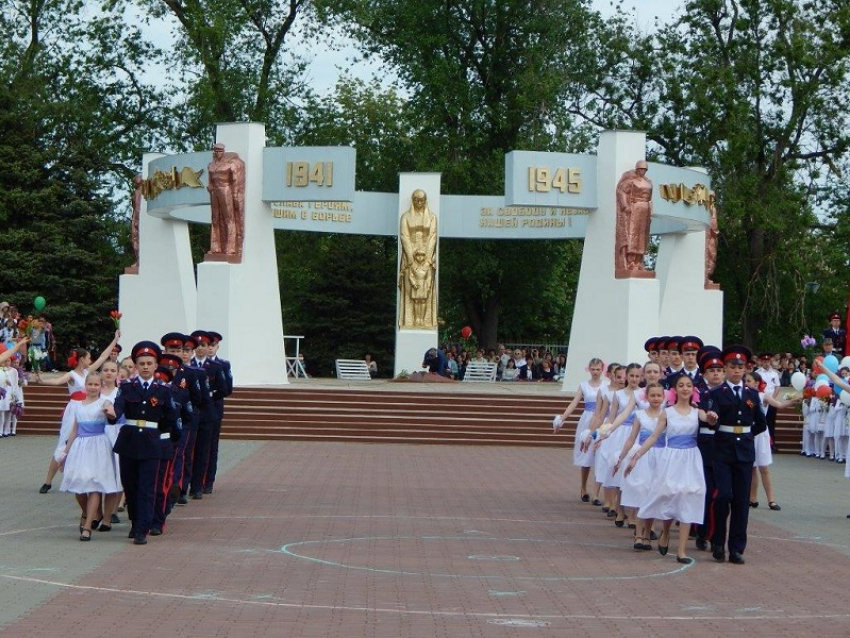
top-left (129, 152), bottom-right (719, 321)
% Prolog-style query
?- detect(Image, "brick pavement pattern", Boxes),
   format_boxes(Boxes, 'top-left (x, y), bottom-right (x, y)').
top-left (0, 438), bottom-right (848, 637)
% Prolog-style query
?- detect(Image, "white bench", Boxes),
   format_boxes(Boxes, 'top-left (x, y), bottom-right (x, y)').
top-left (335, 359), bottom-right (372, 381)
top-left (462, 361), bottom-right (498, 383)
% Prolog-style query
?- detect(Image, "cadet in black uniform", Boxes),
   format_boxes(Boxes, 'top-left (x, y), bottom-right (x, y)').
top-left (704, 345), bottom-right (767, 564)
top-left (106, 342), bottom-right (180, 545)
top-left (150, 364), bottom-right (182, 535)
top-left (204, 331), bottom-right (233, 494)
top-left (665, 336), bottom-right (704, 390)
top-left (189, 331), bottom-right (227, 500)
top-left (644, 337), bottom-right (659, 365)
top-left (823, 311), bottom-right (847, 358)
top-left (695, 346), bottom-right (724, 551)
top-left (160, 333), bottom-right (207, 504)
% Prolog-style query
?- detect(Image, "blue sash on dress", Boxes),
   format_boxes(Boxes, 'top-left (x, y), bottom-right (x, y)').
top-left (77, 421), bottom-right (106, 438)
top-left (666, 434), bottom-right (697, 449)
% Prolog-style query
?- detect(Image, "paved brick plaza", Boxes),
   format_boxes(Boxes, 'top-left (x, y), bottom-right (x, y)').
top-left (0, 437), bottom-right (848, 637)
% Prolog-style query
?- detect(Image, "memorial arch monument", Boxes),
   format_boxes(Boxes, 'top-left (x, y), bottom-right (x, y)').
top-left (119, 122), bottom-right (722, 387)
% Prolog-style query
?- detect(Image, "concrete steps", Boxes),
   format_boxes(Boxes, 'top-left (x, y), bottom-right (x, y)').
top-left (16, 384), bottom-right (806, 451)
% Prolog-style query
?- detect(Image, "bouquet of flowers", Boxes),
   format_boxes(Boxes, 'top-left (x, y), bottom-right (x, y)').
top-left (110, 310), bottom-right (122, 328)
top-left (800, 335), bottom-right (817, 350)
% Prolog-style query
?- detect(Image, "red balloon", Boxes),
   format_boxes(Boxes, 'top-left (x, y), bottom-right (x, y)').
top-left (816, 384), bottom-right (832, 399)
top-left (460, 326), bottom-right (472, 339)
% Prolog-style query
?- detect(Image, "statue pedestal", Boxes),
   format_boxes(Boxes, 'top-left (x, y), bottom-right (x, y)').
top-left (615, 269), bottom-right (656, 280)
top-left (196, 122), bottom-right (288, 386)
top-left (204, 252), bottom-right (241, 264)
top-left (656, 227), bottom-right (724, 347)
top-left (563, 131), bottom-right (658, 390)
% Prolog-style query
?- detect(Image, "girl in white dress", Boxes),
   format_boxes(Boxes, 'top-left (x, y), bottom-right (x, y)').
top-left (554, 357), bottom-right (604, 503)
top-left (587, 364), bottom-right (623, 514)
top-left (58, 373), bottom-right (121, 540)
top-left (614, 383), bottom-right (666, 550)
top-left (746, 371), bottom-right (799, 511)
top-left (99, 361), bottom-right (124, 526)
top-left (38, 331), bottom-right (120, 493)
top-left (0, 359), bottom-right (14, 437)
top-left (627, 375), bottom-right (707, 564)
top-left (595, 364), bottom-right (642, 526)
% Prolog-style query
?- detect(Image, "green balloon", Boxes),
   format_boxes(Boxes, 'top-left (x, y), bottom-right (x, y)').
top-left (33, 296), bottom-right (46, 311)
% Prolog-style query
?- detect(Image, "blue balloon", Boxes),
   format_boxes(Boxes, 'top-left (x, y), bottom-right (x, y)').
top-left (816, 374), bottom-right (830, 384)
top-left (824, 354), bottom-right (840, 373)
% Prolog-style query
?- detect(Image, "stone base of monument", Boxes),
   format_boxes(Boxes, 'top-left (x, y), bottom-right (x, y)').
top-left (394, 329), bottom-right (437, 378)
top-left (197, 260), bottom-right (288, 386)
top-left (705, 281), bottom-right (721, 290)
top-left (123, 265), bottom-right (139, 275)
top-left (615, 269), bottom-right (656, 279)
top-left (204, 252), bottom-right (242, 264)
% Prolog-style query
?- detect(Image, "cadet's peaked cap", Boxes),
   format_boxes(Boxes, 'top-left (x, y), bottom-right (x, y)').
top-left (154, 366), bottom-right (174, 383)
top-left (190, 330), bottom-right (213, 345)
top-left (159, 353), bottom-right (182, 368)
top-left (679, 336), bottom-right (704, 353)
top-left (160, 332), bottom-right (186, 348)
top-left (722, 345), bottom-right (753, 365)
top-left (132, 341), bottom-right (162, 362)
top-left (698, 346), bottom-right (723, 372)
top-left (644, 337), bottom-right (658, 352)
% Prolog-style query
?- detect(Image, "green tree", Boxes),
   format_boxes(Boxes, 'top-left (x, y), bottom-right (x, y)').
top-left (570, 0), bottom-right (850, 348)
top-left (0, 0), bottom-right (164, 353)
top-left (313, 0), bottom-right (603, 347)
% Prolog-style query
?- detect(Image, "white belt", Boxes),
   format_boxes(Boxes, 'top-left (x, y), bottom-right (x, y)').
top-left (699, 427), bottom-right (714, 435)
top-left (124, 419), bottom-right (158, 429)
top-left (717, 425), bottom-right (751, 434)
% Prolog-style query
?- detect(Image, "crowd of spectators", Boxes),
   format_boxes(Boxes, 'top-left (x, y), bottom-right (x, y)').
top-left (0, 301), bottom-right (57, 374)
top-left (429, 343), bottom-right (567, 382)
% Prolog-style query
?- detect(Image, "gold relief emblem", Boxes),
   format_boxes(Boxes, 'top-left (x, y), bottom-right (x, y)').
top-left (659, 182), bottom-right (713, 211)
top-left (141, 167), bottom-right (205, 200)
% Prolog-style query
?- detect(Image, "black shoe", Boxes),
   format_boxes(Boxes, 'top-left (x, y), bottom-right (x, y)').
top-left (133, 533), bottom-right (148, 545)
top-left (128, 529), bottom-right (136, 539)
top-left (601, 506), bottom-right (610, 513)
top-left (580, 493), bottom-right (590, 503)
top-left (202, 486), bottom-right (213, 494)
top-left (712, 548), bottom-right (726, 562)
top-left (39, 483), bottom-right (51, 494)
top-left (677, 555), bottom-right (694, 564)
top-left (177, 495), bottom-right (188, 505)
top-left (96, 522), bottom-right (112, 532)
top-left (591, 499), bottom-right (602, 506)
top-left (627, 523), bottom-right (636, 530)
top-left (167, 485), bottom-right (181, 506)
top-left (641, 543), bottom-right (652, 551)
top-left (768, 502), bottom-right (781, 511)
top-left (749, 501), bottom-right (758, 508)
top-left (110, 513), bottom-right (121, 525)
top-left (729, 552), bottom-right (745, 565)
top-left (633, 540), bottom-right (644, 551)
top-left (606, 510), bottom-right (617, 518)
top-left (695, 538), bottom-right (708, 551)
top-left (191, 492), bottom-right (203, 500)
top-left (614, 519), bottom-right (625, 527)
top-left (80, 529), bottom-right (92, 542)
top-left (91, 520), bottom-right (101, 531)
top-left (149, 527), bottom-right (162, 536)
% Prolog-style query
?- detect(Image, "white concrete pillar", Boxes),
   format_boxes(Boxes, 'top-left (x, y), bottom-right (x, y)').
top-left (196, 123), bottom-right (288, 386)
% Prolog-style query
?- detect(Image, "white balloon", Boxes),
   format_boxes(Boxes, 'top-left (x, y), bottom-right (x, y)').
top-left (841, 356), bottom-right (850, 369)
top-left (790, 371), bottom-right (806, 392)
top-left (814, 379), bottom-right (830, 389)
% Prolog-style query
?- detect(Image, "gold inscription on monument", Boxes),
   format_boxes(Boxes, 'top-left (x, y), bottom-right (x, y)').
top-left (527, 167), bottom-right (582, 194)
top-left (285, 161), bottom-right (334, 187)
top-left (271, 201), bottom-right (352, 223)
top-left (141, 167), bottom-right (204, 200)
top-left (659, 182), bottom-right (712, 210)
top-left (478, 206), bottom-right (589, 229)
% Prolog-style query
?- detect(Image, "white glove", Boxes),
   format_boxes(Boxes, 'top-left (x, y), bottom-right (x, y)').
top-left (552, 415), bottom-right (563, 430)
